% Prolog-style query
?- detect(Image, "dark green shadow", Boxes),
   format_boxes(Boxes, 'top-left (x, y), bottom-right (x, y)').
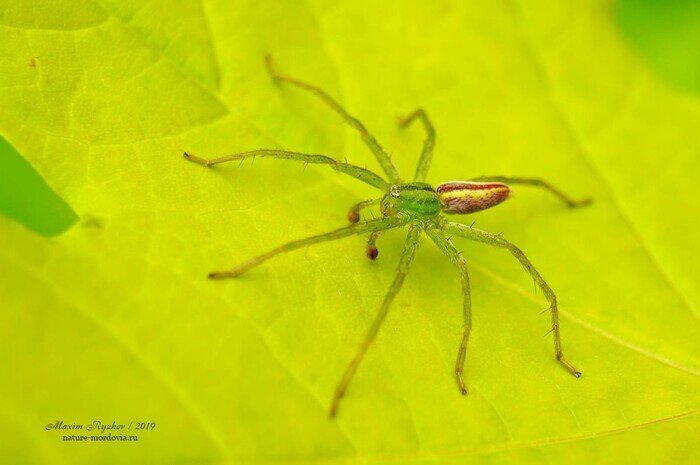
top-left (0, 135), bottom-right (77, 236)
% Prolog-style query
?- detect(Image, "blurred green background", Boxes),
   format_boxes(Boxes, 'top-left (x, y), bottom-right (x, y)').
top-left (618, 0), bottom-right (700, 94)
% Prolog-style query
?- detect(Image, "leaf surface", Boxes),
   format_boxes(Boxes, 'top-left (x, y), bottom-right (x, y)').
top-left (1, 0), bottom-right (699, 463)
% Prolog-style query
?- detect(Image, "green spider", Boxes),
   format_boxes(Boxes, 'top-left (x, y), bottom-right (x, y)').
top-left (184, 56), bottom-right (591, 417)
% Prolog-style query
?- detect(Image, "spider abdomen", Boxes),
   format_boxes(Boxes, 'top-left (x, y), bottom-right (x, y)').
top-left (437, 181), bottom-right (510, 214)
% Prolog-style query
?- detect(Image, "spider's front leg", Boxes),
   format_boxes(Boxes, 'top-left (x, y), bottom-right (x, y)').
top-left (398, 108), bottom-right (435, 182)
top-left (207, 216), bottom-right (406, 278)
top-left (266, 55), bottom-right (401, 183)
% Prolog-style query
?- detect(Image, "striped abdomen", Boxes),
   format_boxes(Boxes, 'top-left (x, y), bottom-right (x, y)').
top-left (436, 181), bottom-right (510, 214)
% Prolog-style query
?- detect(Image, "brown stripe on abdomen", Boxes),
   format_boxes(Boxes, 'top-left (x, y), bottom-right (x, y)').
top-left (436, 181), bottom-right (510, 214)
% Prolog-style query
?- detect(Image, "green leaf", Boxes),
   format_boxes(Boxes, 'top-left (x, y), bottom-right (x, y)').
top-left (0, 135), bottom-right (77, 236)
top-left (1, 0), bottom-right (699, 463)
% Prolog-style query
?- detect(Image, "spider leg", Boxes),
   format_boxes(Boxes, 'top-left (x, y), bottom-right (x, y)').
top-left (468, 176), bottom-right (591, 207)
top-left (265, 55), bottom-right (401, 183)
top-left (442, 221), bottom-right (581, 378)
top-left (184, 150), bottom-right (387, 191)
top-left (208, 216), bottom-right (407, 279)
top-left (399, 108), bottom-right (436, 182)
top-left (347, 198), bottom-right (382, 223)
top-left (425, 227), bottom-right (471, 395)
top-left (330, 222), bottom-right (422, 417)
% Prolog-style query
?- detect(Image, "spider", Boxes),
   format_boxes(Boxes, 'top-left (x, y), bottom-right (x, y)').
top-left (184, 56), bottom-right (591, 417)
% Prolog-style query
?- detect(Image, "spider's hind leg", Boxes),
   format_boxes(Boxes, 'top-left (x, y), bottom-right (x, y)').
top-left (425, 227), bottom-right (472, 395)
top-left (469, 175), bottom-right (591, 208)
top-left (442, 221), bottom-right (581, 378)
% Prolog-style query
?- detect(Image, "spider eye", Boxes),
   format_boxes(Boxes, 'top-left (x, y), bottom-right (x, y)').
top-left (390, 185), bottom-right (400, 198)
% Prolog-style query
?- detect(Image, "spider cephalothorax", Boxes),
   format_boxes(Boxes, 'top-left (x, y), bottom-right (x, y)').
top-left (184, 56), bottom-right (591, 417)
top-left (379, 183), bottom-right (441, 219)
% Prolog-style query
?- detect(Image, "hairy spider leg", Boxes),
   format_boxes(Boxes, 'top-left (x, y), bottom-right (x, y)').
top-left (347, 198), bottom-right (382, 223)
top-left (399, 108), bottom-right (436, 183)
top-left (330, 223), bottom-right (422, 417)
top-left (265, 55), bottom-right (401, 183)
top-left (469, 176), bottom-right (592, 208)
top-left (207, 216), bottom-right (408, 279)
top-left (425, 227), bottom-right (472, 395)
top-left (184, 150), bottom-right (388, 191)
top-left (442, 221), bottom-right (581, 377)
